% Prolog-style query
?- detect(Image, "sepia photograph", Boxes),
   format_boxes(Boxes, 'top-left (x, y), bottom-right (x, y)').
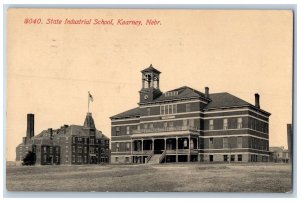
top-left (5, 8), bottom-right (293, 193)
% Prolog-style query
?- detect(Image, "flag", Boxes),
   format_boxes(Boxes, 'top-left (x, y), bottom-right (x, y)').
top-left (88, 91), bottom-right (93, 102)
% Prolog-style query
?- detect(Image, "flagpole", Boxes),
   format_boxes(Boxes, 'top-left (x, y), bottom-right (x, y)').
top-left (88, 91), bottom-right (90, 113)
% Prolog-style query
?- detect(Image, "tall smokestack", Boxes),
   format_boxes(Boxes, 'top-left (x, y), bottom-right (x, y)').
top-left (255, 93), bottom-right (260, 109)
top-left (205, 87), bottom-right (209, 98)
top-left (26, 114), bottom-right (34, 141)
top-left (48, 128), bottom-right (53, 140)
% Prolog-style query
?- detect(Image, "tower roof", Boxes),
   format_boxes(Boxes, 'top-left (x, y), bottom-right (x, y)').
top-left (83, 112), bottom-right (96, 129)
top-left (141, 64), bottom-right (161, 74)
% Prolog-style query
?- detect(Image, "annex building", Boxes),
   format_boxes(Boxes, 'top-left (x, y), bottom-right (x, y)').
top-left (16, 113), bottom-right (110, 165)
top-left (110, 65), bottom-right (271, 164)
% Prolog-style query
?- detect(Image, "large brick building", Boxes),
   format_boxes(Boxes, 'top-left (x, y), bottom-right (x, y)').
top-left (110, 65), bottom-right (271, 164)
top-left (16, 113), bottom-right (110, 165)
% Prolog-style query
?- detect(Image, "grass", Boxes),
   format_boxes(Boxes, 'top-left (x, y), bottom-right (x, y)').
top-left (6, 162), bottom-right (292, 192)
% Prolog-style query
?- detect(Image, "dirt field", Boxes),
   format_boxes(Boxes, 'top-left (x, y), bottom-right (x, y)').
top-left (6, 162), bottom-right (292, 192)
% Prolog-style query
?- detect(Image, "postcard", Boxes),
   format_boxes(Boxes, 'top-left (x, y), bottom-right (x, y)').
top-left (6, 8), bottom-right (293, 193)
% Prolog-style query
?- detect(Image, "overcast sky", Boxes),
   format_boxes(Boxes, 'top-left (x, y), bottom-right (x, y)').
top-left (7, 9), bottom-right (293, 161)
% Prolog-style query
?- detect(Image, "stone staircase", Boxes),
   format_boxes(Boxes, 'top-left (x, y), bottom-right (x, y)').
top-left (147, 154), bottom-right (162, 164)
top-left (147, 151), bottom-right (166, 164)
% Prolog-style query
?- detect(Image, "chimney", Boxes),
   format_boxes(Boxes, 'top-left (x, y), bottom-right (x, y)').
top-left (255, 93), bottom-right (260, 109)
top-left (26, 114), bottom-right (34, 141)
top-left (48, 128), bottom-right (53, 139)
top-left (205, 87), bottom-right (209, 98)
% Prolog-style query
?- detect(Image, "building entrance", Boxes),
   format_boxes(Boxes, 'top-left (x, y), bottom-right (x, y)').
top-left (154, 139), bottom-right (165, 154)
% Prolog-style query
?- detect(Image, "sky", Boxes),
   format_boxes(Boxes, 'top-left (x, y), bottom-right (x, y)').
top-left (6, 9), bottom-right (293, 161)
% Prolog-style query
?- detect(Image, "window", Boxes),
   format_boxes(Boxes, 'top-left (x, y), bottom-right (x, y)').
top-left (125, 157), bottom-right (130, 163)
top-left (43, 147), bottom-right (47, 152)
top-left (56, 147), bottom-right (59, 152)
top-left (223, 155), bottom-right (228, 162)
top-left (186, 103), bottom-right (191, 112)
top-left (183, 139), bottom-right (188, 148)
top-left (72, 146), bottom-right (75, 152)
top-left (223, 137), bottom-right (228, 149)
top-left (49, 147), bottom-right (53, 153)
top-left (116, 127), bottom-right (120, 136)
top-left (168, 105), bottom-right (172, 114)
top-left (183, 119), bottom-right (188, 126)
top-left (43, 155), bottom-right (47, 163)
top-left (126, 126), bottom-right (130, 135)
top-left (116, 143), bottom-right (119, 152)
top-left (77, 156), bottom-right (82, 163)
top-left (164, 105), bottom-right (168, 115)
top-left (78, 137), bottom-right (82, 142)
top-left (209, 155), bottom-right (213, 162)
top-left (160, 106), bottom-right (165, 115)
top-left (115, 157), bottom-right (119, 162)
top-left (164, 122), bottom-right (168, 128)
top-left (72, 155), bottom-right (75, 163)
top-left (237, 118), bottom-right (243, 129)
top-left (231, 155), bottom-right (235, 162)
top-left (90, 147), bottom-right (94, 154)
top-left (160, 104), bottom-right (177, 115)
top-left (251, 138), bottom-right (255, 149)
top-left (72, 137), bottom-right (76, 143)
top-left (237, 137), bottom-right (243, 148)
top-left (209, 138), bottom-right (214, 148)
top-left (126, 142), bottom-right (130, 150)
top-left (223, 119), bottom-right (228, 130)
top-left (84, 138), bottom-right (87, 144)
top-left (173, 104), bottom-right (177, 113)
top-left (77, 146), bottom-right (82, 153)
top-left (189, 119), bottom-right (195, 127)
top-left (84, 156), bottom-right (87, 163)
top-left (84, 147), bottom-right (87, 153)
top-left (90, 138), bottom-right (94, 144)
top-left (209, 120), bottom-right (214, 130)
top-left (165, 91), bottom-right (178, 97)
top-left (238, 155), bottom-right (243, 162)
top-left (147, 108), bottom-right (151, 116)
top-left (149, 123), bottom-right (154, 129)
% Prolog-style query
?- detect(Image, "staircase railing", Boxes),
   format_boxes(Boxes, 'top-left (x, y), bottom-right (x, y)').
top-left (159, 150), bottom-right (167, 163)
top-left (146, 150), bottom-right (154, 163)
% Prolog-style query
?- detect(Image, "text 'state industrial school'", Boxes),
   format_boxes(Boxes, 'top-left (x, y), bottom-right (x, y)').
top-left (16, 64), bottom-right (271, 165)
top-left (110, 65), bottom-right (271, 164)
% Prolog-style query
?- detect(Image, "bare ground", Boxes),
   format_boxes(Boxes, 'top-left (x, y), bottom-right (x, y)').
top-left (6, 162), bottom-right (292, 192)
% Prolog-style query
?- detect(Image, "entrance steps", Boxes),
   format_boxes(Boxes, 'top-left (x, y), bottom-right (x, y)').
top-left (147, 154), bottom-right (162, 164)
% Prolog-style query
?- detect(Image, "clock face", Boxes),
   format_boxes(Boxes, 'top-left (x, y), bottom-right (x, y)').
top-left (144, 95), bottom-right (148, 100)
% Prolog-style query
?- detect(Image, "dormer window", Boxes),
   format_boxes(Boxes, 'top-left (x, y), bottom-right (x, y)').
top-left (165, 91), bottom-right (178, 97)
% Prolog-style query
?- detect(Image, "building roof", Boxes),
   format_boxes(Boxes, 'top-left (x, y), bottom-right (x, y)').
top-left (33, 124), bottom-right (109, 140)
top-left (32, 113), bottom-right (109, 141)
top-left (110, 107), bottom-right (140, 119)
top-left (110, 86), bottom-right (270, 119)
top-left (204, 92), bottom-right (251, 110)
top-left (153, 86), bottom-right (208, 102)
top-left (141, 64), bottom-right (161, 74)
top-left (269, 147), bottom-right (286, 152)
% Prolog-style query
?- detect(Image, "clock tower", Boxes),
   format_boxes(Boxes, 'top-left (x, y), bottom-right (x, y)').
top-left (139, 64), bottom-right (162, 103)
